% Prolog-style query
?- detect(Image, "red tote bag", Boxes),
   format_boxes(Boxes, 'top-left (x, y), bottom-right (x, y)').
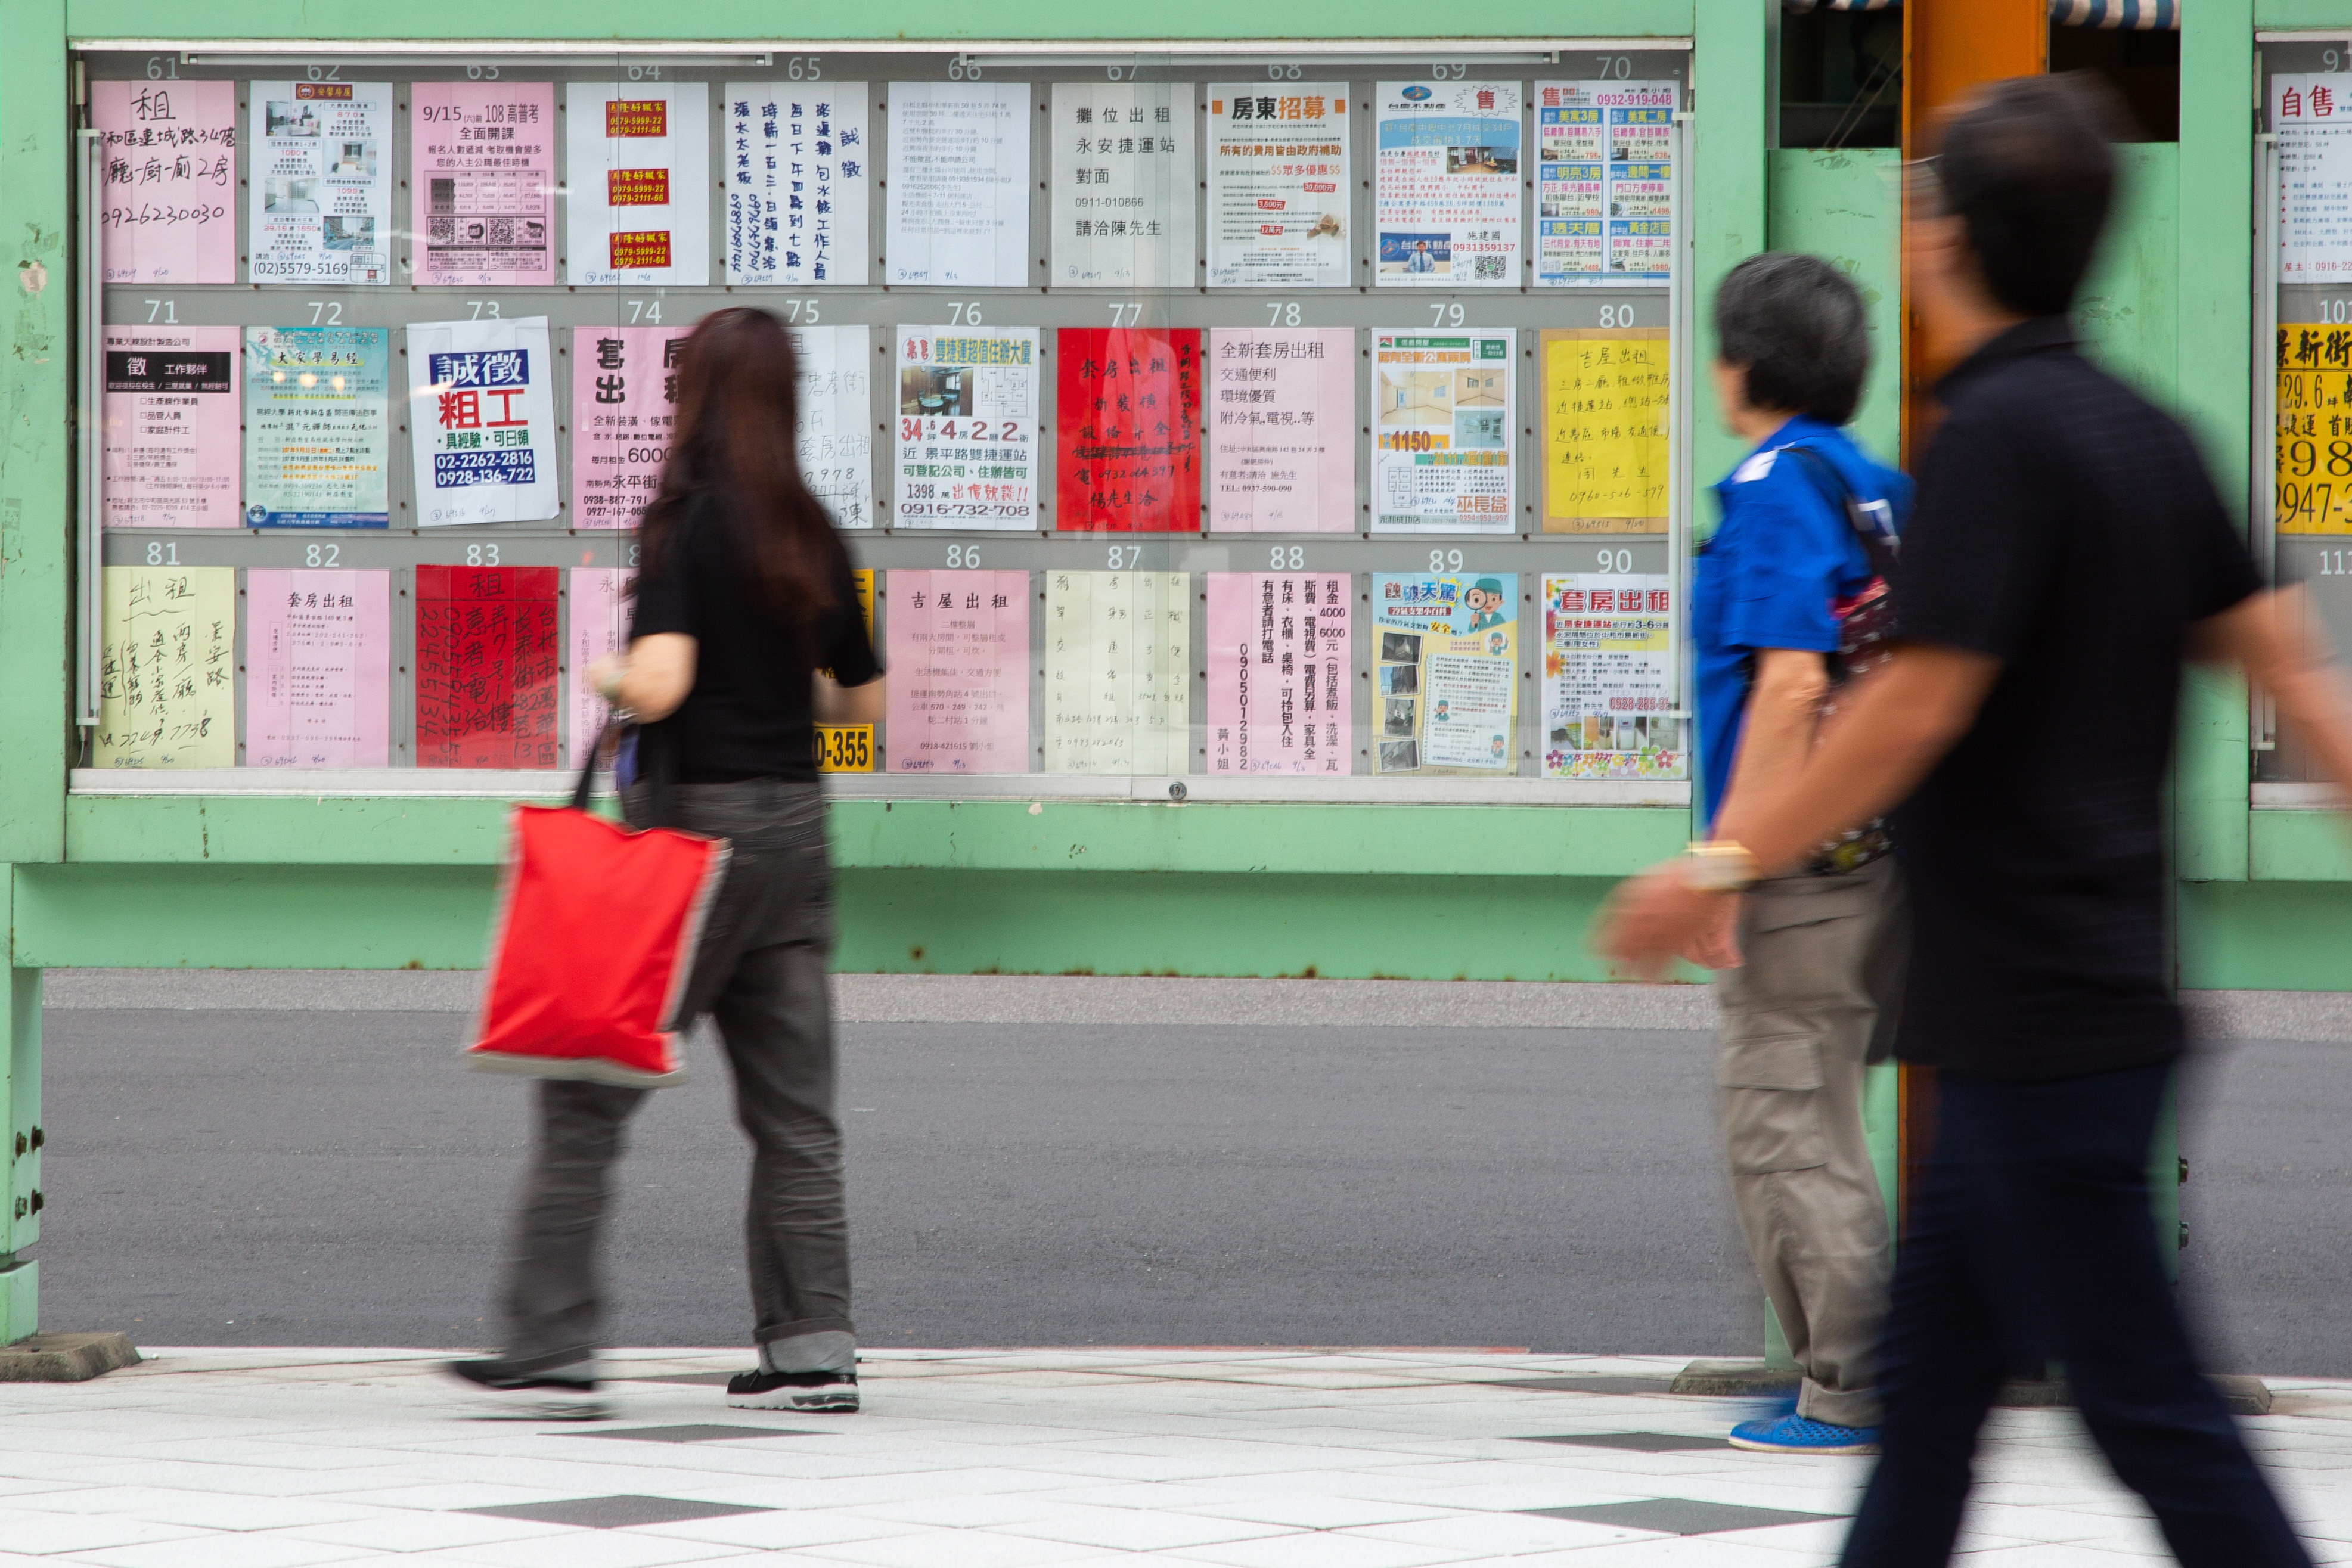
top-left (467, 732), bottom-right (728, 1088)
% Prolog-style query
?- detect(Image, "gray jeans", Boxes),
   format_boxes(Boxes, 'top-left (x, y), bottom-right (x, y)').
top-left (1714, 852), bottom-right (1908, 1428)
top-left (499, 777), bottom-right (852, 1365)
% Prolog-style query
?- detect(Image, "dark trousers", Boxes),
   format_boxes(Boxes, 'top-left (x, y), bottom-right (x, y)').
top-left (499, 778), bottom-right (853, 1363)
top-left (1842, 1062), bottom-right (2308, 1567)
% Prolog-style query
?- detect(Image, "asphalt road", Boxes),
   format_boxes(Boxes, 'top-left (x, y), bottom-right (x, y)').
top-left (29, 1009), bottom-right (2352, 1373)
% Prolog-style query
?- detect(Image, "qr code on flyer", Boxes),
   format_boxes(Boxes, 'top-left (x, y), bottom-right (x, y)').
top-left (1475, 254), bottom-right (1508, 280)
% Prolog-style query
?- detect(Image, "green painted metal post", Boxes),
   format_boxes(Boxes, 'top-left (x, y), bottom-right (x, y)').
top-left (0, 964), bottom-right (42, 1343)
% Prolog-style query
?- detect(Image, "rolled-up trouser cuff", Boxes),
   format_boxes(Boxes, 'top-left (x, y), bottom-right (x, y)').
top-left (1798, 1378), bottom-right (1879, 1429)
top-left (501, 1344), bottom-right (598, 1377)
top-left (755, 1313), bottom-right (855, 1344)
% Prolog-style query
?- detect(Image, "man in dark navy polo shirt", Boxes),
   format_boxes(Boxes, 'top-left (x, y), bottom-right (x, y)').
top-left (1601, 77), bottom-right (2352, 1565)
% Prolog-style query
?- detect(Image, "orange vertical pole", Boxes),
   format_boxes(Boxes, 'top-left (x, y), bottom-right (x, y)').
top-left (1895, 0), bottom-right (2048, 1221)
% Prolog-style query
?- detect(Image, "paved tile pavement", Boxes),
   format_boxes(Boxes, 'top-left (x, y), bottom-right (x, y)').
top-left (5, 1349), bottom-right (2352, 1565)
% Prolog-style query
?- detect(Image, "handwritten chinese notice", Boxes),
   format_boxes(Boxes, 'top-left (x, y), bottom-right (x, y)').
top-left (409, 82), bottom-right (554, 287)
top-left (1543, 573), bottom-right (1681, 780)
top-left (248, 80), bottom-right (392, 285)
top-left (566, 83), bottom-right (710, 287)
top-left (1050, 82), bottom-right (1195, 289)
top-left (1376, 81), bottom-right (1521, 288)
top-left (407, 316), bottom-right (559, 527)
top-left (1372, 572), bottom-right (1518, 775)
top-left (94, 566), bottom-right (235, 768)
top-left (243, 326), bottom-right (390, 528)
top-left (795, 325), bottom-right (876, 529)
top-left (884, 569), bottom-right (1030, 775)
top-left (887, 83), bottom-right (1030, 287)
top-left (894, 327), bottom-right (1038, 529)
top-left (1206, 84), bottom-right (1349, 289)
top-left (1205, 572), bottom-right (1351, 776)
top-left (571, 325), bottom-right (687, 530)
top-left (1369, 330), bottom-right (1516, 534)
top-left (1055, 327), bottom-right (1202, 533)
top-left (245, 569), bottom-right (392, 768)
top-left (103, 325), bottom-right (240, 528)
top-left (726, 83), bottom-right (869, 285)
top-left (1541, 327), bottom-right (1670, 533)
top-left (415, 565), bottom-right (560, 769)
top-left (567, 567), bottom-right (634, 766)
top-left (2276, 322), bottom-right (2352, 534)
top-left (1206, 327), bottom-right (1354, 532)
top-left (1044, 571), bottom-right (1190, 775)
top-left (92, 80), bottom-right (235, 284)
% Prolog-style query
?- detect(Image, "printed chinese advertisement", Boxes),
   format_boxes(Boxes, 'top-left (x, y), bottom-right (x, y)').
top-left (103, 325), bottom-right (240, 529)
top-left (1208, 328), bottom-right (1355, 532)
top-left (95, 566), bottom-right (235, 768)
top-left (1055, 327), bottom-right (1202, 532)
top-left (816, 569), bottom-right (877, 774)
top-left (407, 316), bottom-right (559, 527)
top-left (885, 569), bottom-right (1031, 774)
top-left (1051, 82), bottom-right (1196, 288)
top-left (895, 327), bottom-right (1038, 530)
top-left (567, 567), bottom-right (633, 767)
top-left (725, 83), bottom-right (869, 286)
top-left (571, 325), bottom-right (688, 530)
top-left (888, 84), bottom-right (1031, 287)
top-left (2277, 322), bottom-right (2352, 533)
top-left (2274, 74), bottom-right (2352, 282)
top-left (1541, 327), bottom-right (1670, 532)
top-left (1375, 82), bottom-right (1521, 288)
top-left (1369, 331), bottom-right (1515, 533)
top-left (1372, 572), bottom-right (1517, 775)
top-left (796, 325), bottom-right (877, 529)
top-left (242, 325), bottom-right (389, 529)
top-left (92, 80), bottom-right (236, 285)
top-left (1206, 85), bottom-right (1349, 289)
top-left (565, 83), bottom-right (710, 287)
top-left (247, 81), bottom-right (391, 285)
top-left (1543, 573), bottom-right (1681, 779)
top-left (414, 565), bottom-right (560, 769)
top-left (244, 568), bottom-right (392, 768)
top-left (409, 83), bottom-right (554, 287)
top-left (1535, 80), bottom-right (1675, 287)
top-left (1206, 572), bottom-right (1351, 776)
top-left (1044, 570), bottom-right (1190, 774)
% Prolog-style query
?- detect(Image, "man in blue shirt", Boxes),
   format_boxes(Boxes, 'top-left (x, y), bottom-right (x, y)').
top-left (1688, 253), bottom-right (1914, 1455)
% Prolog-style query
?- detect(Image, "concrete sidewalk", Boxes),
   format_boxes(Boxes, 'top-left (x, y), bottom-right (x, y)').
top-left (5, 1349), bottom-right (2352, 1566)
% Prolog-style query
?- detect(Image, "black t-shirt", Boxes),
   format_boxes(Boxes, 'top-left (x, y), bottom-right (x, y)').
top-left (628, 492), bottom-right (880, 783)
top-left (1892, 318), bottom-right (2261, 1081)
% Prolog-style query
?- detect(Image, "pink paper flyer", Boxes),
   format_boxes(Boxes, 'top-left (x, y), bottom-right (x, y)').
top-left (410, 82), bottom-right (557, 287)
top-left (1205, 572), bottom-right (1352, 775)
top-left (92, 80), bottom-right (237, 284)
top-left (103, 325), bottom-right (241, 528)
top-left (568, 567), bottom-right (635, 766)
top-left (571, 325), bottom-right (690, 529)
top-left (885, 569), bottom-right (1031, 775)
top-left (244, 569), bottom-right (391, 768)
top-left (1207, 329), bottom-right (1357, 531)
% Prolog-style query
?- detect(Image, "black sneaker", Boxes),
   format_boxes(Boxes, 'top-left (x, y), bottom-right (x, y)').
top-left (726, 1367), bottom-right (859, 1412)
top-left (446, 1356), bottom-right (608, 1421)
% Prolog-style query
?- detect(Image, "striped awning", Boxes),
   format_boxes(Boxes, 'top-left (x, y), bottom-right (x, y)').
top-left (2050, 0), bottom-right (2179, 25)
top-left (1788, 0), bottom-right (2179, 21)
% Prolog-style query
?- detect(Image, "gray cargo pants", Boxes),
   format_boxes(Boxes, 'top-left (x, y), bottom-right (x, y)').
top-left (1714, 852), bottom-right (1907, 1429)
top-left (499, 778), bottom-right (853, 1366)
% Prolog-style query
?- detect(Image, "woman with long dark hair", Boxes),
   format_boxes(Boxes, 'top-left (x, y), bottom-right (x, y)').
top-left (452, 308), bottom-right (883, 1417)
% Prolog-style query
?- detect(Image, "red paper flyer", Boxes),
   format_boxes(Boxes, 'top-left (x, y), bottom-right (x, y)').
top-left (415, 564), bottom-right (559, 769)
top-left (1054, 327), bottom-right (1202, 532)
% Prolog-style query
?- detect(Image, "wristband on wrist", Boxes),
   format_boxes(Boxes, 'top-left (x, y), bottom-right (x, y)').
top-left (1681, 841), bottom-right (1762, 893)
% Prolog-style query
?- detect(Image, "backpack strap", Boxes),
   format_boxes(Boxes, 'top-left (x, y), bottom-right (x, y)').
top-left (1780, 445), bottom-right (1901, 582)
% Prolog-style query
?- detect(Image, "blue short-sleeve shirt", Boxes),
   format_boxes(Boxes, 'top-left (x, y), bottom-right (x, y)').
top-left (1692, 415), bottom-right (1912, 827)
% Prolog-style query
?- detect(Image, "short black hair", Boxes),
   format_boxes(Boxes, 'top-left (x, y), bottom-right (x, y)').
top-left (1712, 252), bottom-right (1870, 426)
top-left (1935, 74), bottom-right (2117, 318)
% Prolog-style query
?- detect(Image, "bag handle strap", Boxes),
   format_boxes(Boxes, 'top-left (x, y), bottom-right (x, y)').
top-left (569, 718), bottom-right (679, 823)
top-left (570, 721), bottom-right (613, 814)
top-left (1782, 445), bottom-right (1901, 580)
